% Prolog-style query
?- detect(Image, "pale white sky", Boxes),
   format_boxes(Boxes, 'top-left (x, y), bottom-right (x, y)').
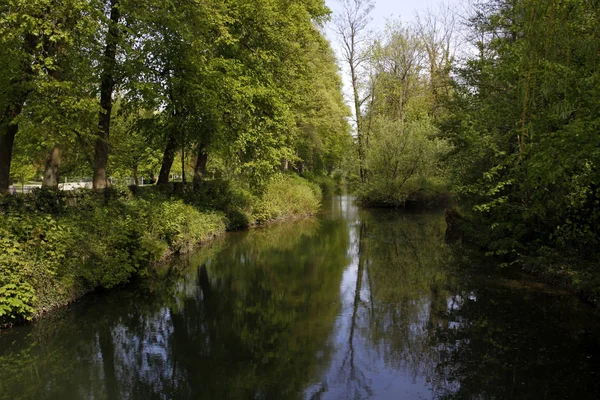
top-left (323, 0), bottom-right (468, 110)
top-left (325, 0), bottom-right (450, 31)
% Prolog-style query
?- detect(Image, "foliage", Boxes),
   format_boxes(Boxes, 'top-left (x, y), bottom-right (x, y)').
top-left (302, 172), bottom-right (338, 195)
top-left (0, 177), bottom-right (323, 324)
top-left (252, 174), bottom-right (322, 224)
top-left (1, 0), bottom-right (352, 192)
top-left (0, 212), bottom-right (69, 322)
top-left (443, 0), bottom-right (600, 272)
top-left (0, 195), bottom-right (224, 324)
top-left (359, 115), bottom-right (450, 206)
top-left (350, 17), bottom-right (454, 206)
top-left (0, 0), bottom-right (344, 322)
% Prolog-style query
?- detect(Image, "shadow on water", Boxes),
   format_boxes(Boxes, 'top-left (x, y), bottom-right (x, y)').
top-left (1, 196), bottom-right (600, 399)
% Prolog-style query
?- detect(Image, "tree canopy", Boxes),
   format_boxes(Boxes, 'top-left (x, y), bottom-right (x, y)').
top-left (0, 0), bottom-right (351, 192)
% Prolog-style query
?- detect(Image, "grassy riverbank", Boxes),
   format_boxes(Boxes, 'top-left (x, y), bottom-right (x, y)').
top-left (0, 174), bottom-right (322, 326)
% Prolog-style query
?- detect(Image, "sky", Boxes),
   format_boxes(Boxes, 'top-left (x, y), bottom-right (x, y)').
top-left (323, 0), bottom-right (468, 47)
top-left (322, 0), bottom-right (467, 108)
top-left (325, 0), bottom-right (452, 32)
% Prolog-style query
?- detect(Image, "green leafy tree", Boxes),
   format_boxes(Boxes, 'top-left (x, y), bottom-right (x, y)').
top-left (443, 0), bottom-right (600, 266)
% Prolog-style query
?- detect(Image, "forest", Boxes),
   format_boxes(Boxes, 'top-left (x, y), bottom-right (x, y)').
top-left (1, 0), bottom-right (600, 325)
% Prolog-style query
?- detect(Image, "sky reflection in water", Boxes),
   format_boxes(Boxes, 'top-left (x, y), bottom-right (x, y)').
top-left (1, 195), bottom-right (600, 399)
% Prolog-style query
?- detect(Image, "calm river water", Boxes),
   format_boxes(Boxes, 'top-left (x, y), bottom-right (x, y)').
top-left (1, 196), bottom-right (600, 399)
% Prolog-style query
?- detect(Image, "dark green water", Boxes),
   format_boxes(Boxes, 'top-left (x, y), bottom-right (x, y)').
top-left (1, 196), bottom-right (600, 399)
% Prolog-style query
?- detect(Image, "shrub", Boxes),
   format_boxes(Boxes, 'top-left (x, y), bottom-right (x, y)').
top-left (302, 172), bottom-right (337, 195)
top-left (252, 174), bottom-right (321, 223)
top-left (0, 174), bottom-right (320, 324)
top-left (0, 212), bottom-right (70, 322)
top-left (0, 196), bottom-right (228, 324)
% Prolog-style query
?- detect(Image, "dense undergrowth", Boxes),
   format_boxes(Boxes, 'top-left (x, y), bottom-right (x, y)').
top-left (0, 174), bottom-right (322, 325)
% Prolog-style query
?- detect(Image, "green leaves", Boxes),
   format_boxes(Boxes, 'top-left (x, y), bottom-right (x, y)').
top-left (0, 282), bottom-right (36, 322)
top-left (443, 0), bottom-right (600, 265)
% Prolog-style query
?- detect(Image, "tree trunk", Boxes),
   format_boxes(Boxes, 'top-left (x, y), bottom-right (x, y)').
top-left (193, 142), bottom-right (208, 188)
top-left (157, 133), bottom-right (178, 185)
top-left (133, 163), bottom-right (139, 186)
top-left (0, 34), bottom-right (37, 194)
top-left (181, 146), bottom-right (186, 184)
top-left (42, 146), bottom-right (61, 189)
top-left (93, 0), bottom-right (121, 190)
top-left (0, 121), bottom-right (18, 194)
top-left (350, 62), bottom-right (366, 182)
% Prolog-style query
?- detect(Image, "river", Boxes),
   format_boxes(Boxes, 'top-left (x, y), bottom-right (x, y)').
top-left (1, 195), bottom-right (599, 399)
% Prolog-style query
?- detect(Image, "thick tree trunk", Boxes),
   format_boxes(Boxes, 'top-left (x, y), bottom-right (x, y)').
top-left (157, 133), bottom-right (178, 185)
top-left (42, 146), bottom-right (61, 189)
top-left (0, 34), bottom-right (36, 194)
top-left (93, 0), bottom-right (120, 190)
top-left (193, 143), bottom-right (208, 188)
top-left (0, 121), bottom-right (18, 194)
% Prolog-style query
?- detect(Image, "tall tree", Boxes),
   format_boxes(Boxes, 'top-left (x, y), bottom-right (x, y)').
top-left (444, 0), bottom-right (600, 259)
top-left (333, 0), bottom-right (374, 181)
top-left (93, 0), bottom-right (122, 189)
top-left (0, 0), bottom-right (98, 193)
top-left (0, 2), bottom-right (39, 193)
top-left (356, 19), bottom-right (452, 206)
top-left (415, 5), bottom-right (456, 111)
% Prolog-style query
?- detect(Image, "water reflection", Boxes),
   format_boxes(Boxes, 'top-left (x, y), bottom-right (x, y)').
top-left (308, 198), bottom-right (454, 399)
top-left (0, 216), bottom-right (350, 400)
top-left (1, 196), bottom-right (600, 399)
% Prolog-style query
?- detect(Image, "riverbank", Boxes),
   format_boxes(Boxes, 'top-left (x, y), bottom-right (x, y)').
top-left (356, 178), bottom-right (452, 209)
top-left (451, 212), bottom-right (600, 308)
top-left (520, 254), bottom-right (600, 308)
top-left (0, 174), bottom-right (322, 327)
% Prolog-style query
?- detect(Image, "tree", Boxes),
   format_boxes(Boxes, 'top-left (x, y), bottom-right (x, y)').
top-left (2, 0), bottom-right (351, 193)
top-left (444, 0), bottom-right (600, 260)
top-left (0, 2), bottom-right (42, 193)
top-left (356, 19), bottom-right (452, 206)
top-left (93, 0), bottom-right (122, 189)
top-left (333, 0), bottom-right (374, 181)
top-left (109, 105), bottom-right (162, 185)
top-left (415, 5), bottom-right (456, 112)
top-left (0, 0), bottom-right (100, 193)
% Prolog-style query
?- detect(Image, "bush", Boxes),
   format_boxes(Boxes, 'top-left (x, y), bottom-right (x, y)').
top-left (252, 174), bottom-right (321, 223)
top-left (0, 174), bottom-right (321, 324)
top-left (0, 196), bottom-right (228, 325)
top-left (0, 212), bottom-right (71, 323)
top-left (358, 116), bottom-right (450, 207)
top-left (186, 179), bottom-right (255, 212)
top-left (302, 172), bottom-right (337, 195)
top-left (141, 198), bottom-right (226, 253)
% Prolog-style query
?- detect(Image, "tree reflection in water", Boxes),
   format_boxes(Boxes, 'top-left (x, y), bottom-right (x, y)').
top-left (309, 197), bottom-right (600, 399)
top-left (1, 196), bottom-right (600, 400)
top-left (308, 197), bottom-right (453, 399)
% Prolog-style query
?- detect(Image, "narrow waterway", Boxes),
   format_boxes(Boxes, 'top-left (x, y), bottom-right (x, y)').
top-left (1, 196), bottom-right (599, 399)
